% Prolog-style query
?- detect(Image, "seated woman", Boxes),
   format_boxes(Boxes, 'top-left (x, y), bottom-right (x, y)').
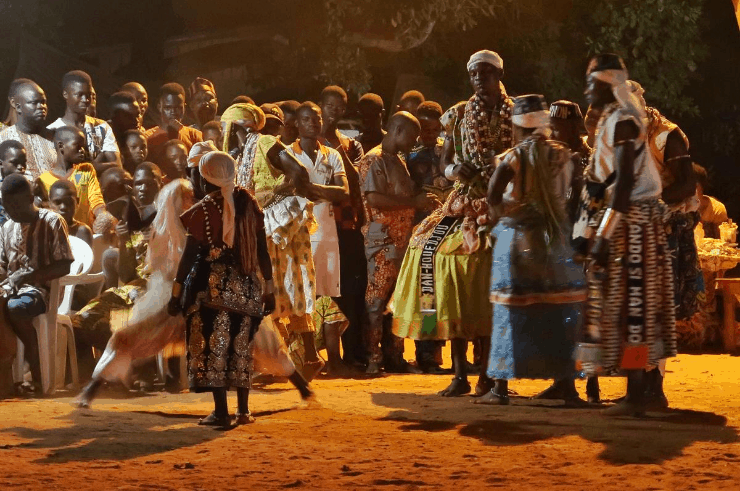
top-left (694, 163), bottom-right (728, 239)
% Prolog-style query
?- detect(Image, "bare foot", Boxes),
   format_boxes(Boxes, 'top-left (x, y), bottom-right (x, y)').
top-left (438, 377), bottom-right (471, 397)
top-left (234, 412), bottom-right (256, 425)
top-left (473, 389), bottom-right (510, 405)
top-left (473, 376), bottom-right (495, 397)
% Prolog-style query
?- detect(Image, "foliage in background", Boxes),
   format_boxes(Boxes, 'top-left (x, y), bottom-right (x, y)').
top-left (315, 0), bottom-right (705, 117)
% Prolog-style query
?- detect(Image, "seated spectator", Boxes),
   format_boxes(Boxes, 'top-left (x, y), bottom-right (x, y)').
top-left (201, 120), bottom-right (222, 149)
top-left (72, 162), bottom-right (163, 379)
top-left (695, 163), bottom-right (728, 239)
top-left (99, 166), bottom-right (133, 205)
top-left (161, 139), bottom-right (188, 180)
top-left (48, 179), bottom-right (93, 246)
top-left (0, 140), bottom-right (28, 226)
top-left (34, 126), bottom-right (112, 233)
top-left (143, 83), bottom-right (202, 168)
top-left (0, 174), bottom-right (74, 392)
top-left (121, 129), bottom-right (148, 175)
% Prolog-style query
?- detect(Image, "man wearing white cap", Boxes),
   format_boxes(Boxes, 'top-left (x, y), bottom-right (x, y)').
top-left (391, 49), bottom-right (514, 397)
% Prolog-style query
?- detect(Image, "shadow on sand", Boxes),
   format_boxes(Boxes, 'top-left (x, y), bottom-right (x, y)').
top-left (371, 392), bottom-right (739, 465)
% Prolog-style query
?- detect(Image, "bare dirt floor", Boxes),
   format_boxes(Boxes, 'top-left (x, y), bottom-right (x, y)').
top-left (1, 342), bottom-right (739, 490)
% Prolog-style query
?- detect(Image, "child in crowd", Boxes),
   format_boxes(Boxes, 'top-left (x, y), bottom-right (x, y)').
top-left (0, 140), bottom-right (28, 226)
top-left (121, 129), bottom-right (148, 175)
top-left (35, 126), bottom-right (112, 234)
top-left (201, 120), bottom-right (222, 149)
top-left (48, 179), bottom-right (93, 246)
top-left (162, 139), bottom-right (188, 180)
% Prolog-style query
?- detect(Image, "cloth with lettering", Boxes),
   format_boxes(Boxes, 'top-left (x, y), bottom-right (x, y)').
top-left (581, 199), bottom-right (676, 376)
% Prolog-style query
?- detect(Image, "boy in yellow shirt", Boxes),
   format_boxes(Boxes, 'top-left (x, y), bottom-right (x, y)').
top-left (34, 126), bottom-right (112, 233)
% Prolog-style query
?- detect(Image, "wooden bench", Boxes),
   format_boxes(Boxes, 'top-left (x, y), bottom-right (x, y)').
top-left (715, 278), bottom-right (740, 353)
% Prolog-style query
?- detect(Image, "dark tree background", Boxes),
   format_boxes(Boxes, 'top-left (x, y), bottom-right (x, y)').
top-left (0, 0), bottom-right (738, 217)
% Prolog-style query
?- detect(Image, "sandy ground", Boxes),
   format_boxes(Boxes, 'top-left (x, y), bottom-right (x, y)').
top-left (1, 343), bottom-right (739, 490)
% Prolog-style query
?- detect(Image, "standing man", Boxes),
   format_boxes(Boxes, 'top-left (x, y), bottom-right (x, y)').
top-left (359, 112), bottom-right (439, 374)
top-left (319, 86), bottom-right (369, 369)
top-left (581, 54), bottom-right (676, 417)
top-left (0, 79), bottom-right (55, 179)
top-left (392, 50), bottom-right (514, 397)
top-left (288, 101), bottom-right (350, 375)
top-left (357, 93), bottom-right (386, 154)
top-left (107, 92), bottom-right (141, 148)
top-left (277, 100), bottom-right (300, 145)
top-left (48, 70), bottom-right (121, 174)
top-left (394, 90), bottom-right (425, 117)
top-left (121, 82), bottom-right (153, 129)
top-left (144, 83), bottom-right (202, 170)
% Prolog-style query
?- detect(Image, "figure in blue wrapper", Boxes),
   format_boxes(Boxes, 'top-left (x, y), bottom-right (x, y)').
top-left (476, 94), bottom-right (587, 406)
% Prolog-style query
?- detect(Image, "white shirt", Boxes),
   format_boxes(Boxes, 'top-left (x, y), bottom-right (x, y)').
top-left (48, 115), bottom-right (120, 161)
top-left (590, 106), bottom-right (662, 201)
top-left (287, 140), bottom-right (345, 297)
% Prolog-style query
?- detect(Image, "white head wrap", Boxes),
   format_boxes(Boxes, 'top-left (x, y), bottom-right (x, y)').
top-left (590, 69), bottom-right (646, 122)
top-left (467, 50), bottom-right (504, 72)
top-left (187, 140), bottom-right (219, 169)
top-left (199, 151), bottom-right (236, 247)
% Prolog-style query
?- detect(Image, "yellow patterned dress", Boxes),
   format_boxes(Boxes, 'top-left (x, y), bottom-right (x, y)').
top-left (239, 133), bottom-right (317, 334)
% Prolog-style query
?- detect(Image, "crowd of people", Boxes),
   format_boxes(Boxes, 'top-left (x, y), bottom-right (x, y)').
top-left (0, 48), bottom-right (725, 428)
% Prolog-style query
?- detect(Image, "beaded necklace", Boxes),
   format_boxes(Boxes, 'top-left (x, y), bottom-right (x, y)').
top-left (202, 194), bottom-right (224, 247)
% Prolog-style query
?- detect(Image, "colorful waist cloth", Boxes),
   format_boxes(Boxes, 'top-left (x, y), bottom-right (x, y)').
top-left (581, 199), bottom-right (676, 376)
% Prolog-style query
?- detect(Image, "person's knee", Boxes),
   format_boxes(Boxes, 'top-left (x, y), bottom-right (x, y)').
top-left (6, 294), bottom-right (46, 323)
top-left (102, 248), bottom-right (119, 272)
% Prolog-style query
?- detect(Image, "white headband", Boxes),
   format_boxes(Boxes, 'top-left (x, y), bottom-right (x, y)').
top-left (187, 140), bottom-right (218, 169)
top-left (467, 50), bottom-right (503, 72)
top-left (590, 69), bottom-right (646, 122)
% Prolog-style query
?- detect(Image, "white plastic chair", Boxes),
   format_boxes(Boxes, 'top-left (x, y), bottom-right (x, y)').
top-left (55, 236), bottom-right (106, 390)
top-left (13, 236), bottom-right (105, 393)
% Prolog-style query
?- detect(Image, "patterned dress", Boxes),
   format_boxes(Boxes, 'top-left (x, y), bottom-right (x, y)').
top-left (392, 87), bottom-right (513, 341)
top-left (487, 136), bottom-right (586, 380)
top-left (180, 191), bottom-right (263, 391)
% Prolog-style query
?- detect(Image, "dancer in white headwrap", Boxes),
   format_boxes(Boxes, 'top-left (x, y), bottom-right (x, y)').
top-left (168, 150), bottom-right (311, 428)
top-left (579, 54), bottom-right (676, 417)
top-left (76, 178), bottom-right (196, 407)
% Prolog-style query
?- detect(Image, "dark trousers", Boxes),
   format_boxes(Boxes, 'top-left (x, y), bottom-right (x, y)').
top-left (334, 228), bottom-right (368, 364)
top-left (7, 291), bottom-right (47, 385)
